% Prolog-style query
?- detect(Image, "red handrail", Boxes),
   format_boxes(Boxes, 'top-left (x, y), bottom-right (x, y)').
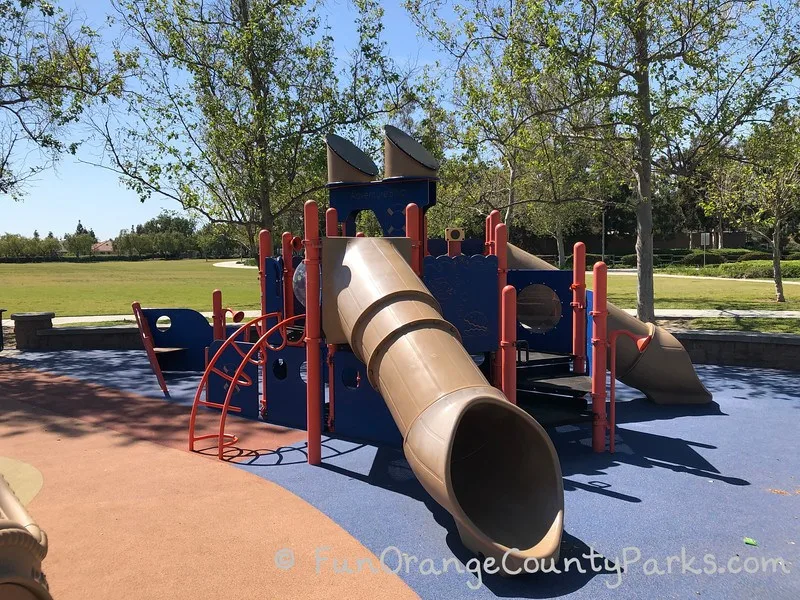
top-left (132, 302), bottom-right (170, 396)
top-left (188, 312), bottom-right (306, 457)
top-left (590, 262), bottom-right (608, 453)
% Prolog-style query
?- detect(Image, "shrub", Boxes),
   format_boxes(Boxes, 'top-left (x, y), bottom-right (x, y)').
top-left (679, 252), bottom-right (724, 266)
top-left (710, 248), bottom-right (751, 261)
top-left (786, 253), bottom-right (800, 261)
top-left (715, 260), bottom-right (800, 279)
top-left (737, 251), bottom-right (772, 261)
top-left (563, 253), bottom-right (603, 268)
top-left (619, 254), bottom-right (638, 267)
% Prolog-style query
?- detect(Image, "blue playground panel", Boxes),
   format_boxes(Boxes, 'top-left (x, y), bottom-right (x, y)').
top-left (427, 237), bottom-right (485, 257)
top-left (206, 340), bottom-right (260, 420)
top-left (423, 254), bottom-right (499, 354)
top-left (508, 269), bottom-right (574, 355)
top-left (264, 344), bottom-right (324, 431)
top-left (329, 178), bottom-right (436, 237)
top-left (330, 348), bottom-right (403, 447)
top-left (140, 307), bottom-right (213, 371)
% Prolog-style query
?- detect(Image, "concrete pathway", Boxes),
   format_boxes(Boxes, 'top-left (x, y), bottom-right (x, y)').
top-left (213, 260), bottom-right (256, 269)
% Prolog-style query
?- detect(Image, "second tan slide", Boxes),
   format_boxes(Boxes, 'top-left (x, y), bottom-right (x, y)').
top-left (507, 244), bottom-right (712, 404)
top-left (323, 236), bottom-right (564, 573)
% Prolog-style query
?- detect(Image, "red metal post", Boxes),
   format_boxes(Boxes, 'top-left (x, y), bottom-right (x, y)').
top-left (325, 208), bottom-right (338, 237)
top-left (591, 262), bottom-right (608, 453)
top-left (571, 242), bottom-right (587, 374)
top-left (212, 289), bottom-right (224, 340)
top-left (493, 223), bottom-right (508, 388)
top-left (487, 210), bottom-right (501, 255)
top-left (281, 232), bottom-right (295, 319)
top-left (304, 200), bottom-right (322, 465)
top-left (405, 203), bottom-right (422, 276)
top-left (500, 285), bottom-right (517, 405)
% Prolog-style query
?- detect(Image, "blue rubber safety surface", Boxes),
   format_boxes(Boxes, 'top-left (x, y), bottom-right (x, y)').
top-left (7, 351), bottom-right (799, 599)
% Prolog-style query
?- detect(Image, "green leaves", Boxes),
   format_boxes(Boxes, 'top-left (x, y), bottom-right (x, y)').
top-left (1, 0), bottom-right (126, 197)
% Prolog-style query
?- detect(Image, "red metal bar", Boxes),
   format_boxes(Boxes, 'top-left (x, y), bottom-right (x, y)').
top-left (212, 289), bottom-right (224, 340)
top-left (405, 203), bottom-right (422, 276)
top-left (258, 229), bottom-right (272, 417)
top-left (571, 242), bottom-right (587, 374)
top-left (132, 302), bottom-right (170, 397)
top-left (188, 312), bottom-right (304, 457)
top-left (493, 223), bottom-right (508, 388)
top-left (325, 208), bottom-right (338, 237)
top-left (487, 210), bottom-right (501, 255)
top-left (500, 285), bottom-right (517, 405)
top-left (281, 232), bottom-right (294, 319)
top-left (304, 200), bottom-right (322, 465)
top-left (591, 262), bottom-right (608, 453)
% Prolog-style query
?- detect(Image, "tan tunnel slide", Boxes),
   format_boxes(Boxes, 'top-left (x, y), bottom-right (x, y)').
top-left (507, 244), bottom-right (712, 404)
top-left (0, 474), bottom-right (52, 600)
top-left (323, 236), bottom-right (564, 573)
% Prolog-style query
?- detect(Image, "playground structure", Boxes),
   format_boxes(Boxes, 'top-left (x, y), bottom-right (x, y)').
top-left (133, 125), bottom-right (712, 573)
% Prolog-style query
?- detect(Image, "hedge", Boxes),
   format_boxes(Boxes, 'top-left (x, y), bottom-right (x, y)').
top-left (713, 260), bottom-right (800, 279)
top-left (736, 251), bottom-right (773, 262)
top-left (679, 252), bottom-right (724, 266)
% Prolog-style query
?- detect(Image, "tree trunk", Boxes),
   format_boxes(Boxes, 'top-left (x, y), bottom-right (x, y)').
top-left (633, 2), bottom-right (656, 323)
top-left (716, 211), bottom-right (724, 249)
top-left (504, 161), bottom-right (516, 239)
top-left (773, 220), bottom-right (785, 302)
top-left (555, 224), bottom-right (566, 268)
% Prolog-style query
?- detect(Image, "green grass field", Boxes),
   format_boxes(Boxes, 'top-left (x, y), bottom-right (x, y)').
top-left (589, 273), bottom-right (799, 311)
top-left (1, 259), bottom-right (798, 317)
top-left (0, 260), bottom-right (260, 316)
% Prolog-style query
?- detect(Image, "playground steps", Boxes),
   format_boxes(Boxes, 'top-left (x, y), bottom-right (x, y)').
top-left (515, 351), bottom-right (593, 426)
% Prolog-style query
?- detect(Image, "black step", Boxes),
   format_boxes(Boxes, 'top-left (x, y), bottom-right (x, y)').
top-left (516, 390), bottom-right (593, 427)
top-left (519, 373), bottom-right (592, 397)
top-left (516, 352), bottom-right (573, 379)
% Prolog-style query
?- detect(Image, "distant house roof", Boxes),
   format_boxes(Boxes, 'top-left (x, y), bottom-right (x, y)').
top-left (92, 240), bottom-right (114, 253)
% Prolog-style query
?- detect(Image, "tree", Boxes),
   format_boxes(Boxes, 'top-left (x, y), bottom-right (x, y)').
top-left (1, 0), bottom-right (127, 198)
top-left (407, 0), bottom-right (800, 321)
top-left (137, 210), bottom-right (196, 237)
top-left (63, 232), bottom-right (94, 257)
top-left (93, 0), bottom-right (414, 246)
top-left (704, 103), bottom-right (800, 302)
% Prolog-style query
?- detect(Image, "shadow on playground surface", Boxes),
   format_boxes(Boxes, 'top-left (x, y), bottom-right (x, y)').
top-left (2, 351), bottom-right (798, 599)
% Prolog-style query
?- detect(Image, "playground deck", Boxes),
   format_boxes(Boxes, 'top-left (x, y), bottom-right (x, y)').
top-left (1, 351), bottom-right (798, 600)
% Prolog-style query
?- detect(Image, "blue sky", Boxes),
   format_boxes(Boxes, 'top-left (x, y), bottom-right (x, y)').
top-left (2, 0), bottom-right (439, 240)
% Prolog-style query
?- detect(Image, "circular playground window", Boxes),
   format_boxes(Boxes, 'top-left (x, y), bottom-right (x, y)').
top-left (155, 316), bottom-right (171, 332)
top-left (516, 284), bottom-right (562, 334)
